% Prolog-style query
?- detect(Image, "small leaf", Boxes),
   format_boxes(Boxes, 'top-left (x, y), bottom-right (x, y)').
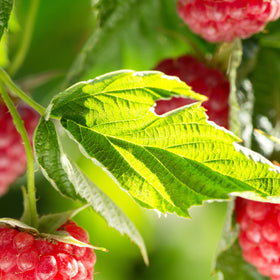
top-left (0, 217), bottom-right (39, 234)
top-left (0, 218), bottom-right (105, 251)
top-left (38, 204), bottom-right (90, 234)
top-left (0, 0), bottom-right (13, 41)
top-left (34, 117), bottom-right (78, 198)
top-left (41, 231), bottom-right (107, 252)
top-left (50, 70), bottom-right (280, 218)
top-left (254, 129), bottom-right (280, 145)
top-left (34, 118), bottom-right (148, 264)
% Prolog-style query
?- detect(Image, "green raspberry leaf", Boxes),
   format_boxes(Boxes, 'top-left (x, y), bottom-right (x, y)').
top-left (34, 118), bottom-right (78, 198)
top-left (49, 70), bottom-right (280, 218)
top-left (34, 118), bottom-right (148, 264)
top-left (33, 118), bottom-right (83, 200)
top-left (0, 0), bottom-right (13, 41)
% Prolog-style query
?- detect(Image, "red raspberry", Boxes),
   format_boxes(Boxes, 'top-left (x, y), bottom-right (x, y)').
top-left (0, 220), bottom-right (96, 279)
top-left (177, 0), bottom-right (280, 42)
top-left (154, 55), bottom-right (230, 128)
top-left (235, 197), bottom-right (280, 279)
top-left (0, 102), bottom-right (39, 196)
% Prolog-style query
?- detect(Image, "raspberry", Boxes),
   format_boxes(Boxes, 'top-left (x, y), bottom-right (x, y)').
top-left (0, 220), bottom-right (96, 279)
top-left (0, 102), bottom-right (39, 196)
top-left (177, 0), bottom-right (280, 42)
top-left (235, 197), bottom-right (280, 279)
top-left (154, 55), bottom-right (230, 128)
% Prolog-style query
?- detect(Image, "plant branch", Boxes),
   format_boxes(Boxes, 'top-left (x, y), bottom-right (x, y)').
top-left (0, 82), bottom-right (38, 228)
top-left (8, 0), bottom-right (40, 76)
top-left (227, 39), bottom-right (243, 137)
top-left (0, 68), bottom-right (45, 115)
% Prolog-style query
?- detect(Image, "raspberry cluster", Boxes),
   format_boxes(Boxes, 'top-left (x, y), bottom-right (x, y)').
top-left (177, 0), bottom-right (280, 42)
top-left (0, 220), bottom-right (96, 279)
top-left (154, 55), bottom-right (230, 128)
top-left (236, 197), bottom-right (280, 279)
top-left (0, 102), bottom-right (39, 196)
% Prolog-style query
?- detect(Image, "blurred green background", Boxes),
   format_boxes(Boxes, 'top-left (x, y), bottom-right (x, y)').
top-left (0, 0), bottom-right (231, 279)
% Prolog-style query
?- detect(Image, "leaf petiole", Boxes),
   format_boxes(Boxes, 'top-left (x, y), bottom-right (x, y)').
top-left (0, 68), bottom-right (45, 115)
top-left (227, 39), bottom-right (243, 136)
top-left (0, 82), bottom-right (38, 228)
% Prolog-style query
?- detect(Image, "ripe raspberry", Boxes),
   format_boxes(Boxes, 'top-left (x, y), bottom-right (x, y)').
top-left (154, 55), bottom-right (230, 128)
top-left (0, 102), bottom-right (39, 196)
top-left (177, 0), bottom-right (280, 42)
top-left (0, 220), bottom-right (96, 279)
top-left (235, 197), bottom-right (280, 279)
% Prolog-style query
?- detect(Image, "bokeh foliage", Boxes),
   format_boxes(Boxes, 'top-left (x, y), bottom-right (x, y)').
top-left (1, 0), bottom-right (280, 279)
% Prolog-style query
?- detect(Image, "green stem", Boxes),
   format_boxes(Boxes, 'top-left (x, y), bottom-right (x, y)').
top-left (228, 39), bottom-right (243, 137)
top-left (0, 82), bottom-right (38, 228)
top-left (8, 0), bottom-right (40, 76)
top-left (0, 68), bottom-right (45, 115)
